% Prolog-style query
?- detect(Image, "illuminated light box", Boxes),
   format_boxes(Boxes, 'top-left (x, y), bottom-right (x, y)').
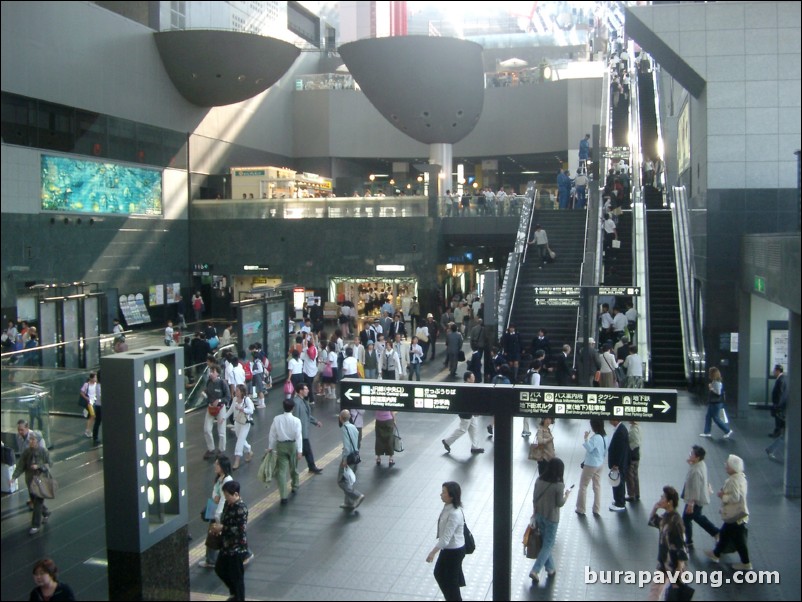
top-left (41, 154), bottom-right (162, 216)
top-left (100, 347), bottom-right (187, 552)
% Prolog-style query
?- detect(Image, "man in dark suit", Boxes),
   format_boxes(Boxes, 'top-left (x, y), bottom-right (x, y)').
top-left (608, 419), bottom-right (630, 512)
top-left (554, 344), bottom-right (574, 386)
top-left (769, 364), bottom-right (787, 438)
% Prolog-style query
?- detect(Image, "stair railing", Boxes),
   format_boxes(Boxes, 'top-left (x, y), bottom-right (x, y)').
top-left (671, 185), bottom-right (705, 385)
top-left (630, 47), bottom-right (652, 383)
top-left (497, 186), bottom-right (537, 339)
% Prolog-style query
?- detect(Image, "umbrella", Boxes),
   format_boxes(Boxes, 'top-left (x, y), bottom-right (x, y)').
top-left (499, 57), bottom-right (528, 70)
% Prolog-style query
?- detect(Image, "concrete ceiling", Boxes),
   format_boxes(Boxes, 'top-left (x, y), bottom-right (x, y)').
top-left (154, 30), bottom-right (300, 107)
top-left (339, 36), bottom-right (485, 145)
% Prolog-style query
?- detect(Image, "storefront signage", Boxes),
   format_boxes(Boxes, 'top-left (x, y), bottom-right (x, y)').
top-left (243, 265), bottom-right (270, 271)
top-left (341, 379), bottom-right (677, 423)
top-left (234, 169), bottom-right (266, 176)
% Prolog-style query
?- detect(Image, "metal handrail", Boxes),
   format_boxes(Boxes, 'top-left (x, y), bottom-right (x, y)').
top-left (498, 186), bottom-right (537, 338)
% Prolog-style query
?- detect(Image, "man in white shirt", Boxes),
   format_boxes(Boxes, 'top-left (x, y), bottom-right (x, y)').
top-left (267, 399), bottom-right (304, 504)
top-left (527, 224), bottom-right (550, 268)
top-left (229, 356), bottom-right (246, 398)
top-left (622, 345), bottom-right (643, 388)
top-left (611, 306), bottom-right (628, 342)
top-left (599, 304), bottom-right (614, 345)
top-left (625, 301), bottom-right (638, 342)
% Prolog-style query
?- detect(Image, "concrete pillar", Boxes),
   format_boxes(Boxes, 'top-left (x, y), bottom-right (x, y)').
top-left (429, 143), bottom-right (453, 197)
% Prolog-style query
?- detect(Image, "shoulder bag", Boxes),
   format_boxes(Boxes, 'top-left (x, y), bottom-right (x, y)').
top-left (29, 470), bottom-right (58, 499)
top-left (345, 427), bottom-right (361, 465)
top-left (392, 423), bottom-right (404, 453)
top-left (524, 484), bottom-right (552, 558)
top-left (461, 510), bottom-right (476, 554)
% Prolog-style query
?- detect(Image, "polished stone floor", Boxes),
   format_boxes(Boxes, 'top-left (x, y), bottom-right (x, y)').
top-left (2, 356), bottom-right (799, 601)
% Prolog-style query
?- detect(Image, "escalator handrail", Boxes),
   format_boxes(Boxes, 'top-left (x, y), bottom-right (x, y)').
top-left (498, 188), bottom-right (537, 337)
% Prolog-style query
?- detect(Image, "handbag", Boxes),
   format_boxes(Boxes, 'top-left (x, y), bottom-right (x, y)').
top-left (392, 423), bottom-right (404, 453)
top-left (458, 350), bottom-right (466, 362)
top-left (201, 497), bottom-right (217, 521)
top-left (461, 511), bottom-right (476, 554)
top-left (207, 402), bottom-right (222, 417)
top-left (283, 379), bottom-right (295, 396)
top-left (345, 427), bottom-right (361, 465)
top-left (322, 361), bottom-right (333, 378)
top-left (665, 582), bottom-right (695, 601)
top-left (548, 247), bottom-right (557, 259)
top-left (29, 472), bottom-right (58, 499)
top-left (523, 523), bottom-right (542, 559)
top-left (611, 239), bottom-right (621, 249)
top-left (205, 523), bottom-right (223, 550)
top-left (615, 366), bottom-right (626, 384)
top-left (718, 407), bottom-right (728, 423)
top-left (594, 370), bottom-right (601, 383)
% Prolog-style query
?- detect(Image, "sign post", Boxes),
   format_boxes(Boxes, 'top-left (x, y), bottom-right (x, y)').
top-left (341, 378), bottom-right (677, 600)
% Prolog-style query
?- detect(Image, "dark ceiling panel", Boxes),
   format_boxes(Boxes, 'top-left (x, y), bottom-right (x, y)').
top-left (340, 36), bottom-right (485, 145)
top-left (154, 30), bottom-right (300, 107)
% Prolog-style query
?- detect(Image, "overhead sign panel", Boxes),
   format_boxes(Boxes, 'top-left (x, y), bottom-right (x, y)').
top-left (341, 379), bottom-right (677, 423)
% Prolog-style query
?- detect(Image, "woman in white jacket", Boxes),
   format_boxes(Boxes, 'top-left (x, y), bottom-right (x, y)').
top-left (381, 340), bottom-right (402, 380)
top-left (223, 385), bottom-right (254, 470)
top-left (426, 481), bottom-right (467, 601)
top-left (706, 454), bottom-right (751, 570)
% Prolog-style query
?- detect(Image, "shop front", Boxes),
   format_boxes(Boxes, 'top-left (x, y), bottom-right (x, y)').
top-left (328, 276), bottom-right (418, 326)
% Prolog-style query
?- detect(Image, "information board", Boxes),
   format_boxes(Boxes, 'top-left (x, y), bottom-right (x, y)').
top-left (341, 379), bottom-right (677, 423)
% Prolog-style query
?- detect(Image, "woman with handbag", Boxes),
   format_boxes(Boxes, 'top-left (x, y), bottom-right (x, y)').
top-left (575, 418), bottom-right (607, 517)
top-left (322, 341), bottom-right (338, 399)
top-left (529, 415), bottom-right (555, 474)
top-left (374, 410), bottom-right (397, 467)
top-left (211, 481), bottom-right (249, 601)
top-left (221, 385), bottom-right (254, 470)
top-left (706, 454), bottom-right (751, 570)
top-left (199, 455), bottom-right (234, 569)
top-left (12, 435), bottom-right (52, 535)
top-left (647, 486), bottom-right (690, 601)
top-left (287, 349), bottom-right (303, 398)
top-left (700, 367), bottom-right (733, 439)
top-left (598, 343), bottom-right (618, 387)
top-left (426, 481), bottom-right (467, 601)
top-left (528, 458), bottom-right (572, 584)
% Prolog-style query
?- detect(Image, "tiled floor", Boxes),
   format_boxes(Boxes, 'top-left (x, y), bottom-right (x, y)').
top-left (2, 355), bottom-right (799, 601)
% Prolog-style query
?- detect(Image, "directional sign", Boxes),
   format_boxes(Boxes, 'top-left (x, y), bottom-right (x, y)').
top-left (533, 286), bottom-right (582, 296)
top-left (535, 297), bottom-right (580, 306)
top-left (340, 379), bottom-right (678, 423)
top-left (532, 285), bottom-right (640, 299)
top-left (597, 286), bottom-right (641, 296)
top-left (514, 386), bottom-right (676, 422)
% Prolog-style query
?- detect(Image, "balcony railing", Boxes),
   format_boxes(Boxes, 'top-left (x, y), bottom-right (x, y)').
top-left (192, 196), bottom-right (429, 219)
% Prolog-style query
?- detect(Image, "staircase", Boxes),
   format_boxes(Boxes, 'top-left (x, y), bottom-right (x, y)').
top-left (508, 211), bottom-right (587, 371)
top-left (646, 211), bottom-right (686, 387)
top-left (602, 210), bottom-right (633, 288)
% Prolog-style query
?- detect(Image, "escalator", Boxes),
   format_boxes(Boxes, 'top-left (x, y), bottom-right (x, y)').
top-left (646, 211), bottom-right (686, 387)
top-left (637, 68), bottom-right (663, 209)
top-left (508, 212), bottom-right (587, 373)
top-left (602, 210), bottom-right (632, 287)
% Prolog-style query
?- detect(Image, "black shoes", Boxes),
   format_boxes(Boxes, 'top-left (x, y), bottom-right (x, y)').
top-left (470, 448), bottom-right (485, 454)
top-left (442, 439), bottom-right (451, 453)
top-left (487, 424), bottom-right (493, 435)
top-left (309, 467), bottom-right (323, 474)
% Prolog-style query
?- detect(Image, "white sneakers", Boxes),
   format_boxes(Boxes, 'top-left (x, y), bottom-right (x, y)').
top-left (723, 430), bottom-right (734, 439)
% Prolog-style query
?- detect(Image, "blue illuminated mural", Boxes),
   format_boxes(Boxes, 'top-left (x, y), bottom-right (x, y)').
top-left (41, 155), bottom-right (162, 215)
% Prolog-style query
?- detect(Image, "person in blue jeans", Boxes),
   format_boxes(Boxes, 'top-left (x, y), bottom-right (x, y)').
top-left (700, 367), bottom-right (733, 439)
top-left (529, 458), bottom-right (573, 584)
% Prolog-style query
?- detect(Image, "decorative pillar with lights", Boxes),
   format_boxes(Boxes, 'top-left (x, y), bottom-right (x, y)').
top-left (100, 346), bottom-right (189, 601)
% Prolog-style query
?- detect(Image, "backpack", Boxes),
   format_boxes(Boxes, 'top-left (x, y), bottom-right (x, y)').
top-left (193, 296), bottom-right (203, 311)
top-left (243, 361), bottom-right (253, 382)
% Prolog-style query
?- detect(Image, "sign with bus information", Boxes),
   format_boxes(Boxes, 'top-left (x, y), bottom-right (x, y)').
top-left (341, 379), bottom-right (677, 423)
